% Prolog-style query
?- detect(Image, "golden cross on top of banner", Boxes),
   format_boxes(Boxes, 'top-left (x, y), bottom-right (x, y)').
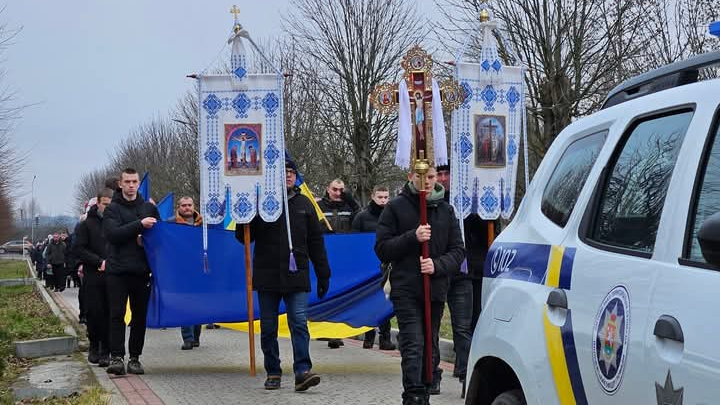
top-left (370, 45), bottom-right (465, 166)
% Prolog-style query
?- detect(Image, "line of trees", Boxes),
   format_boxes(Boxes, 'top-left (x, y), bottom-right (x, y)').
top-left (74, 0), bottom-right (720, 213)
top-left (0, 14), bottom-right (24, 243)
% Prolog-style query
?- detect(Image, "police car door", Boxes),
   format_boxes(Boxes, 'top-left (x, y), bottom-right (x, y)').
top-left (644, 101), bottom-right (720, 405)
top-left (569, 108), bottom-right (696, 404)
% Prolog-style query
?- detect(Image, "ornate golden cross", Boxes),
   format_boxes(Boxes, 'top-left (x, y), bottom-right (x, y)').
top-left (230, 5), bottom-right (240, 21)
top-left (370, 45), bottom-right (465, 166)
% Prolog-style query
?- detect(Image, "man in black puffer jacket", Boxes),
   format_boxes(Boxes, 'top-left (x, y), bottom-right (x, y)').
top-left (375, 166), bottom-right (465, 405)
top-left (75, 188), bottom-right (114, 368)
top-left (352, 185), bottom-right (396, 351)
top-left (103, 168), bottom-right (159, 376)
top-left (237, 158), bottom-right (331, 392)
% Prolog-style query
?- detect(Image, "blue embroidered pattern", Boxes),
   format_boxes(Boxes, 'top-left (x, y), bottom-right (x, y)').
top-left (460, 133), bottom-right (473, 161)
top-left (262, 93), bottom-right (279, 115)
top-left (206, 195), bottom-right (222, 218)
top-left (506, 86), bottom-right (520, 111)
top-left (233, 192), bottom-right (253, 217)
top-left (264, 143), bottom-right (280, 167)
top-left (232, 93), bottom-right (251, 118)
top-left (480, 186), bottom-right (498, 213)
top-left (203, 94), bottom-right (222, 116)
top-left (233, 66), bottom-right (247, 80)
top-left (262, 194), bottom-right (280, 215)
top-left (204, 144), bottom-right (222, 167)
top-left (480, 85), bottom-right (497, 111)
top-left (507, 135), bottom-right (518, 163)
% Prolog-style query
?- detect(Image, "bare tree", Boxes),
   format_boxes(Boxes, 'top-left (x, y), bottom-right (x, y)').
top-left (284, 0), bottom-right (423, 203)
top-left (436, 0), bottom-right (651, 177)
top-left (0, 13), bottom-right (24, 242)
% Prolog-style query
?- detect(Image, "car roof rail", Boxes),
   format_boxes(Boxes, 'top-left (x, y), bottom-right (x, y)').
top-left (602, 51), bottom-right (720, 110)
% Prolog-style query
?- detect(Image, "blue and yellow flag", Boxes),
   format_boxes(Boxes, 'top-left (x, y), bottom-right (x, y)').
top-left (141, 222), bottom-right (390, 338)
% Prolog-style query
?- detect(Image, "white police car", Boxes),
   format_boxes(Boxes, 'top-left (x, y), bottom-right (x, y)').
top-left (465, 51), bottom-right (720, 405)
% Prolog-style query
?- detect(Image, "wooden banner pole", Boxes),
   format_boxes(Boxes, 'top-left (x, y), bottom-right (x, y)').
top-left (243, 224), bottom-right (256, 376)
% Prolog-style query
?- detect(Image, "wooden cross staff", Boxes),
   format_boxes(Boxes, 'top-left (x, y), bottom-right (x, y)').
top-left (370, 45), bottom-right (464, 383)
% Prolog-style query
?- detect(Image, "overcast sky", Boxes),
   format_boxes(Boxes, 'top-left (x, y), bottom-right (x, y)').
top-left (4, 0), bottom-right (441, 216)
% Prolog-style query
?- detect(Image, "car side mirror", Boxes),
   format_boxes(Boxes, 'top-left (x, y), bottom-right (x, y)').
top-left (697, 212), bottom-right (720, 268)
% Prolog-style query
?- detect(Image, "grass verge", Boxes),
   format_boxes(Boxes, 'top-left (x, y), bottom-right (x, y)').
top-left (0, 284), bottom-right (106, 404)
top-left (0, 261), bottom-right (28, 280)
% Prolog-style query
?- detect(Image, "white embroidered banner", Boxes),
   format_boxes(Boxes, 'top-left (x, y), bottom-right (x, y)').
top-left (450, 21), bottom-right (524, 220)
top-left (198, 36), bottom-right (284, 225)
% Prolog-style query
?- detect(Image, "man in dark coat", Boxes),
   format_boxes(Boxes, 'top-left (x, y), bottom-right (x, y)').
top-left (46, 232), bottom-right (67, 291)
top-left (375, 166), bottom-right (465, 405)
top-left (317, 178), bottom-right (359, 349)
top-left (237, 158), bottom-right (331, 392)
top-left (317, 178), bottom-right (360, 234)
top-left (352, 185), bottom-right (396, 351)
top-left (74, 188), bottom-right (114, 368)
top-left (436, 164), bottom-right (490, 384)
top-left (103, 168), bottom-right (160, 376)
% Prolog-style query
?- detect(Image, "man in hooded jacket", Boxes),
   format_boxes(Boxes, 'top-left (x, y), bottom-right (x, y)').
top-left (375, 166), bottom-right (465, 405)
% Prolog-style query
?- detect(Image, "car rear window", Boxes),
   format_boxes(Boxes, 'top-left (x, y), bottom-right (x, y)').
top-left (541, 131), bottom-right (607, 227)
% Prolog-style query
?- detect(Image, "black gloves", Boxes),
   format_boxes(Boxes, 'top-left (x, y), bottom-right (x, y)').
top-left (317, 278), bottom-right (329, 299)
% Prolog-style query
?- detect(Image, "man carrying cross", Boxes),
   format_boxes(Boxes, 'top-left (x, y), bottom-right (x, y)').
top-left (372, 46), bottom-right (465, 405)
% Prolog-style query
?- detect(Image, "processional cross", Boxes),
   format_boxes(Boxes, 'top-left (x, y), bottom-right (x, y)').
top-left (370, 46), bottom-right (465, 383)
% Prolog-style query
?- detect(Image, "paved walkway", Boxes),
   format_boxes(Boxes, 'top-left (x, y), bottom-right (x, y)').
top-left (54, 287), bottom-right (466, 405)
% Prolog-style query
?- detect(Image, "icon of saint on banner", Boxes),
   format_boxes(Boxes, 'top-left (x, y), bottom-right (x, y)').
top-left (225, 123), bottom-right (262, 175)
top-left (474, 115), bottom-right (506, 167)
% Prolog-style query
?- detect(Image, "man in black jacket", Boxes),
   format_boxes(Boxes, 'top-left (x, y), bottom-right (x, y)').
top-left (237, 159), bottom-right (331, 392)
top-left (103, 168), bottom-right (159, 376)
top-left (317, 178), bottom-right (358, 349)
top-left (375, 166), bottom-right (465, 405)
top-left (46, 232), bottom-right (67, 291)
top-left (74, 188), bottom-right (114, 367)
top-left (352, 185), bottom-right (396, 351)
top-left (318, 178), bottom-right (360, 233)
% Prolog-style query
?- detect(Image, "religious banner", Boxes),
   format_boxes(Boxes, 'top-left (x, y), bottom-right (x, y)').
top-left (199, 14), bottom-right (284, 226)
top-left (450, 11), bottom-right (526, 220)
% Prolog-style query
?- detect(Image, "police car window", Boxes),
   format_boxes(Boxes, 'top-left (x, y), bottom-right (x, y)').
top-left (591, 110), bottom-right (693, 253)
top-left (541, 131), bottom-right (607, 227)
top-left (687, 118), bottom-right (720, 263)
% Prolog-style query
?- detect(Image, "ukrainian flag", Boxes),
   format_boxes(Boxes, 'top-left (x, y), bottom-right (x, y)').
top-left (141, 223), bottom-right (389, 339)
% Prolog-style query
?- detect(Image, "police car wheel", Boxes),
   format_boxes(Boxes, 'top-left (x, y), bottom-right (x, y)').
top-left (0, 248), bottom-right (5, 254)
top-left (490, 389), bottom-right (525, 405)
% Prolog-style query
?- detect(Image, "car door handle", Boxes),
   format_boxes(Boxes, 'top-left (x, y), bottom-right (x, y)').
top-left (654, 315), bottom-right (684, 343)
top-left (546, 289), bottom-right (567, 309)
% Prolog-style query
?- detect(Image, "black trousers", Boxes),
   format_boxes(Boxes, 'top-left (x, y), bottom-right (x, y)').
top-left (78, 275), bottom-right (86, 319)
top-left (85, 271), bottom-right (110, 354)
top-left (391, 297), bottom-right (444, 400)
top-left (52, 264), bottom-right (65, 290)
top-left (470, 278), bottom-right (483, 332)
top-left (107, 273), bottom-right (151, 358)
top-left (363, 318), bottom-right (393, 343)
top-left (447, 277), bottom-right (473, 378)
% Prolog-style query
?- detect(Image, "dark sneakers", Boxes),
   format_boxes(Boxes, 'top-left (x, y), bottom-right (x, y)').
top-left (88, 347), bottom-right (100, 364)
top-left (98, 355), bottom-right (110, 368)
top-left (327, 339), bottom-right (343, 349)
top-left (294, 371), bottom-right (321, 392)
top-left (428, 379), bottom-right (441, 395)
top-left (127, 357), bottom-right (145, 375)
top-left (192, 341), bottom-right (199, 348)
top-left (181, 341), bottom-right (193, 350)
top-left (378, 339), bottom-right (396, 351)
top-left (264, 376), bottom-right (281, 390)
top-left (106, 357), bottom-right (126, 375)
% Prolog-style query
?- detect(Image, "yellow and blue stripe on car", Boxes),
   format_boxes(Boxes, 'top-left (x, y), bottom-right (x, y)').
top-left (485, 243), bottom-right (588, 405)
